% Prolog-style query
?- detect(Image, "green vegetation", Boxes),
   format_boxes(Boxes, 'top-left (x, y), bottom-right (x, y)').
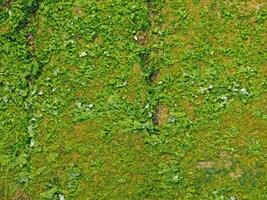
top-left (0, 0), bottom-right (266, 199)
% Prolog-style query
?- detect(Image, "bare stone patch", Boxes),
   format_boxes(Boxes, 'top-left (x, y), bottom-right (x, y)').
top-left (26, 33), bottom-right (35, 54)
top-left (197, 152), bottom-right (233, 170)
top-left (197, 161), bottom-right (215, 169)
top-left (152, 104), bottom-right (170, 127)
top-left (229, 166), bottom-right (243, 179)
top-left (148, 69), bottom-right (160, 84)
top-left (134, 31), bottom-right (148, 46)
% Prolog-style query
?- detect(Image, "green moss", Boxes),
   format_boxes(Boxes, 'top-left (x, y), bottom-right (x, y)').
top-left (0, 0), bottom-right (266, 199)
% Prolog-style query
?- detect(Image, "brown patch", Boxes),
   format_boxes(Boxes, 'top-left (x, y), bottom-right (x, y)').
top-left (152, 104), bottom-right (170, 127)
top-left (260, 63), bottom-right (267, 76)
top-left (132, 63), bottom-right (142, 74)
top-left (147, 0), bottom-right (153, 19)
top-left (180, 99), bottom-right (195, 120)
top-left (229, 166), bottom-right (243, 179)
top-left (72, 6), bottom-right (85, 17)
top-left (12, 189), bottom-right (31, 200)
top-left (77, 132), bottom-right (154, 196)
top-left (196, 95), bottom-right (205, 106)
top-left (3, 0), bottom-right (13, 8)
top-left (55, 120), bottom-right (101, 163)
top-left (26, 33), bottom-right (35, 54)
top-left (221, 97), bottom-right (267, 142)
top-left (93, 34), bottom-right (104, 45)
top-left (200, 0), bottom-right (212, 7)
top-left (112, 134), bottom-right (145, 150)
top-left (246, 0), bottom-right (266, 12)
top-left (161, 1), bottom-right (179, 30)
top-left (64, 151), bottom-right (82, 163)
top-left (197, 161), bottom-right (215, 169)
top-left (160, 154), bottom-right (173, 162)
top-left (0, 24), bottom-right (11, 33)
top-left (219, 151), bottom-right (230, 159)
top-left (187, 0), bottom-right (200, 22)
top-left (75, 78), bottom-right (103, 100)
top-left (50, 53), bottom-right (79, 74)
top-left (134, 31), bottom-right (148, 46)
top-left (148, 69), bottom-right (160, 84)
top-left (218, 151), bottom-right (232, 169)
top-left (225, 66), bottom-right (236, 76)
top-left (100, 133), bottom-right (151, 177)
top-left (71, 120), bottom-right (100, 142)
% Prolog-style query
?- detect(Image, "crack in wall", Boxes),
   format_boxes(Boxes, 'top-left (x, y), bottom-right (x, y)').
top-left (14, 0), bottom-right (41, 32)
top-left (144, 1), bottom-right (169, 129)
top-left (136, 1), bottom-right (165, 130)
top-left (4, 0), bottom-right (44, 83)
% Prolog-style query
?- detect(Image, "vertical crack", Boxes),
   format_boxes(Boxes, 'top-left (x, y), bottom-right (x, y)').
top-left (14, 0), bottom-right (41, 33)
top-left (137, 1), bottom-right (169, 130)
top-left (135, 1), bottom-right (162, 131)
top-left (4, 0), bottom-right (43, 83)
top-left (10, 0), bottom-right (43, 158)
